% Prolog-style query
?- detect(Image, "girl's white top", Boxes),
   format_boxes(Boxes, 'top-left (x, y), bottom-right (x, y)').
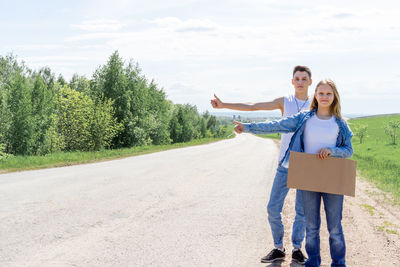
top-left (279, 95), bottom-right (312, 161)
top-left (304, 114), bottom-right (339, 154)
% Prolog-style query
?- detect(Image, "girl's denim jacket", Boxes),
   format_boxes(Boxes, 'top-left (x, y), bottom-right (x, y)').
top-left (243, 109), bottom-right (353, 168)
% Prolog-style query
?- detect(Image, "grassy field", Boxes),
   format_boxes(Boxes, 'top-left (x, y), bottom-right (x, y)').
top-left (254, 115), bottom-right (400, 202)
top-left (0, 135), bottom-right (234, 173)
top-left (256, 133), bottom-right (282, 140)
top-left (348, 114), bottom-right (400, 201)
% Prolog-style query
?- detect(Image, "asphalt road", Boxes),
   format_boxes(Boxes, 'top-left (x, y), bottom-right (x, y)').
top-left (0, 134), bottom-right (280, 267)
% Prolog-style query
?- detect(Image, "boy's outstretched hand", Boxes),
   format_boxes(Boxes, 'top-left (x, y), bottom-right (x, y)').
top-left (210, 94), bottom-right (223, 108)
top-left (233, 120), bottom-right (244, 134)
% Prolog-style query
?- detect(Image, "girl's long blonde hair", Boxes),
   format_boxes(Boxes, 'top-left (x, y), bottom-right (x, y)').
top-left (310, 79), bottom-right (342, 119)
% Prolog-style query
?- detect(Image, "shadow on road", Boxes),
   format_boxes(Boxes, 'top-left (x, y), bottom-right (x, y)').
top-left (265, 260), bottom-right (304, 267)
top-left (265, 260), bottom-right (284, 267)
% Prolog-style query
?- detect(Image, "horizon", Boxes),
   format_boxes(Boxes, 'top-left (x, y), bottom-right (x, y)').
top-left (210, 111), bottom-right (400, 119)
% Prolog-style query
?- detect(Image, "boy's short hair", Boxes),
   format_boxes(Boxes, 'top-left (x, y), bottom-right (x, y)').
top-left (293, 65), bottom-right (312, 79)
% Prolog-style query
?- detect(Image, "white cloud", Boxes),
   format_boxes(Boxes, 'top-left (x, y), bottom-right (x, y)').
top-left (65, 32), bottom-right (123, 42)
top-left (331, 13), bottom-right (355, 19)
top-left (22, 55), bottom-right (91, 69)
top-left (12, 44), bottom-right (68, 51)
top-left (151, 17), bottom-right (217, 32)
top-left (64, 6), bottom-right (400, 63)
top-left (71, 20), bottom-right (126, 31)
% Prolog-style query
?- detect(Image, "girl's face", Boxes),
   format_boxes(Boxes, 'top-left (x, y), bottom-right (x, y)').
top-left (315, 84), bottom-right (334, 108)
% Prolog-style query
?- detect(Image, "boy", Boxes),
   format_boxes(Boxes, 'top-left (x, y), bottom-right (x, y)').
top-left (211, 65), bottom-right (312, 264)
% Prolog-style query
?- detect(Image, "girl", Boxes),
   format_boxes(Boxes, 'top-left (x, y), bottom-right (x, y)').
top-left (234, 79), bottom-right (353, 267)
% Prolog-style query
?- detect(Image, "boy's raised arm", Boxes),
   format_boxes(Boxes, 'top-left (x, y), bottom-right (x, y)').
top-left (211, 94), bottom-right (283, 113)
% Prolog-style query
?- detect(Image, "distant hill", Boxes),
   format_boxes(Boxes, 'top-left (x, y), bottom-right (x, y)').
top-left (349, 113), bottom-right (400, 120)
top-left (211, 111), bottom-right (281, 118)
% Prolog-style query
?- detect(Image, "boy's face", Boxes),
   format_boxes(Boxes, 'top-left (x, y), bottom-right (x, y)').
top-left (291, 71), bottom-right (312, 94)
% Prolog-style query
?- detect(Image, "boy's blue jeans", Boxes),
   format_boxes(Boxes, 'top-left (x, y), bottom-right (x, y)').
top-left (302, 190), bottom-right (346, 267)
top-left (267, 165), bottom-right (305, 249)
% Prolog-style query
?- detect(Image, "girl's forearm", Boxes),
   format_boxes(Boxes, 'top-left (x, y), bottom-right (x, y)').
top-left (329, 146), bottom-right (353, 158)
top-left (329, 136), bottom-right (353, 158)
top-left (243, 119), bottom-right (296, 135)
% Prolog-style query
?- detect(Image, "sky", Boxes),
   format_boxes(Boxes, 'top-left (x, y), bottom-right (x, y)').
top-left (1, 0), bottom-right (399, 115)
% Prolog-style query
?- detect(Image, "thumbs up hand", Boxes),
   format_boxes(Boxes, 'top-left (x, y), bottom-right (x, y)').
top-left (211, 94), bottom-right (223, 109)
top-left (234, 120), bottom-right (244, 134)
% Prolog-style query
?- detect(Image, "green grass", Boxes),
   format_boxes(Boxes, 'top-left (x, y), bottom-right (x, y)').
top-left (348, 114), bottom-right (400, 202)
top-left (377, 221), bottom-right (399, 235)
top-left (0, 135), bottom-right (234, 173)
top-left (360, 204), bottom-right (376, 216)
top-left (256, 133), bottom-right (282, 140)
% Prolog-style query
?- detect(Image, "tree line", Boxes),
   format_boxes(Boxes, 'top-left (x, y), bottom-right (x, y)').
top-left (0, 51), bottom-right (226, 157)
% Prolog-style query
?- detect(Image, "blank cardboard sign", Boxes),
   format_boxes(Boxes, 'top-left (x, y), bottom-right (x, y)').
top-left (287, 151), bottom-right (357, 197)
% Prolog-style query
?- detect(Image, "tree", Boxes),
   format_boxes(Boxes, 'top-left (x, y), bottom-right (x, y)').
top-left (57, 85), bottom-right (94, 151)
top-left (57, 74), bottom-right (66, 86)
top-left (91, 51), bottom-right (174, 147)
top-left (206, 115), bottom-right (217, 134)
top-left (169, 112), bottom-right (183, 143)
top-left (146, 82), bottom-right (172, 145)
top-left (353, 124), bottom-right (368, 144)
top-left (57, 85), bottom-right (122, 151)
top-left (385, 120), bottom-right (400, 145)
top-left (91, 98), bottom-right (123, 150)
top-left (30, 71), bottom-right (61, 155)
top-left (217, 125), bottom-right (228, 137)
top-left (169, 104), bottom-right (201, 143)
top-left (0, 55), bottom-right (14, 153)
top-left (0, 54), bottom-right (28, 154)
top-left (91, 51), bottom-right (131, 147)
top-left (69, 74), bottom-right (90, 95)
top-left (39, 67), bottom-right (55, 91)
top-left (7, 71), bottom-right (34, 154)
top-left (200, 117), bottom-right (207, 138)
top-left (202, 110), bottom-right (210, 120)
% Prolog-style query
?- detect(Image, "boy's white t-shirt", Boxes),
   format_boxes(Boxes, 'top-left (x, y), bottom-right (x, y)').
top-left (304, 115), bottom-right (339, 154)
top-left (279, 95), bottom-right (311, 161)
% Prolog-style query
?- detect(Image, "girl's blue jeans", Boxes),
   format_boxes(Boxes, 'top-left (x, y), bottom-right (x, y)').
top-left (302, 190), bottom-right (346, 267)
